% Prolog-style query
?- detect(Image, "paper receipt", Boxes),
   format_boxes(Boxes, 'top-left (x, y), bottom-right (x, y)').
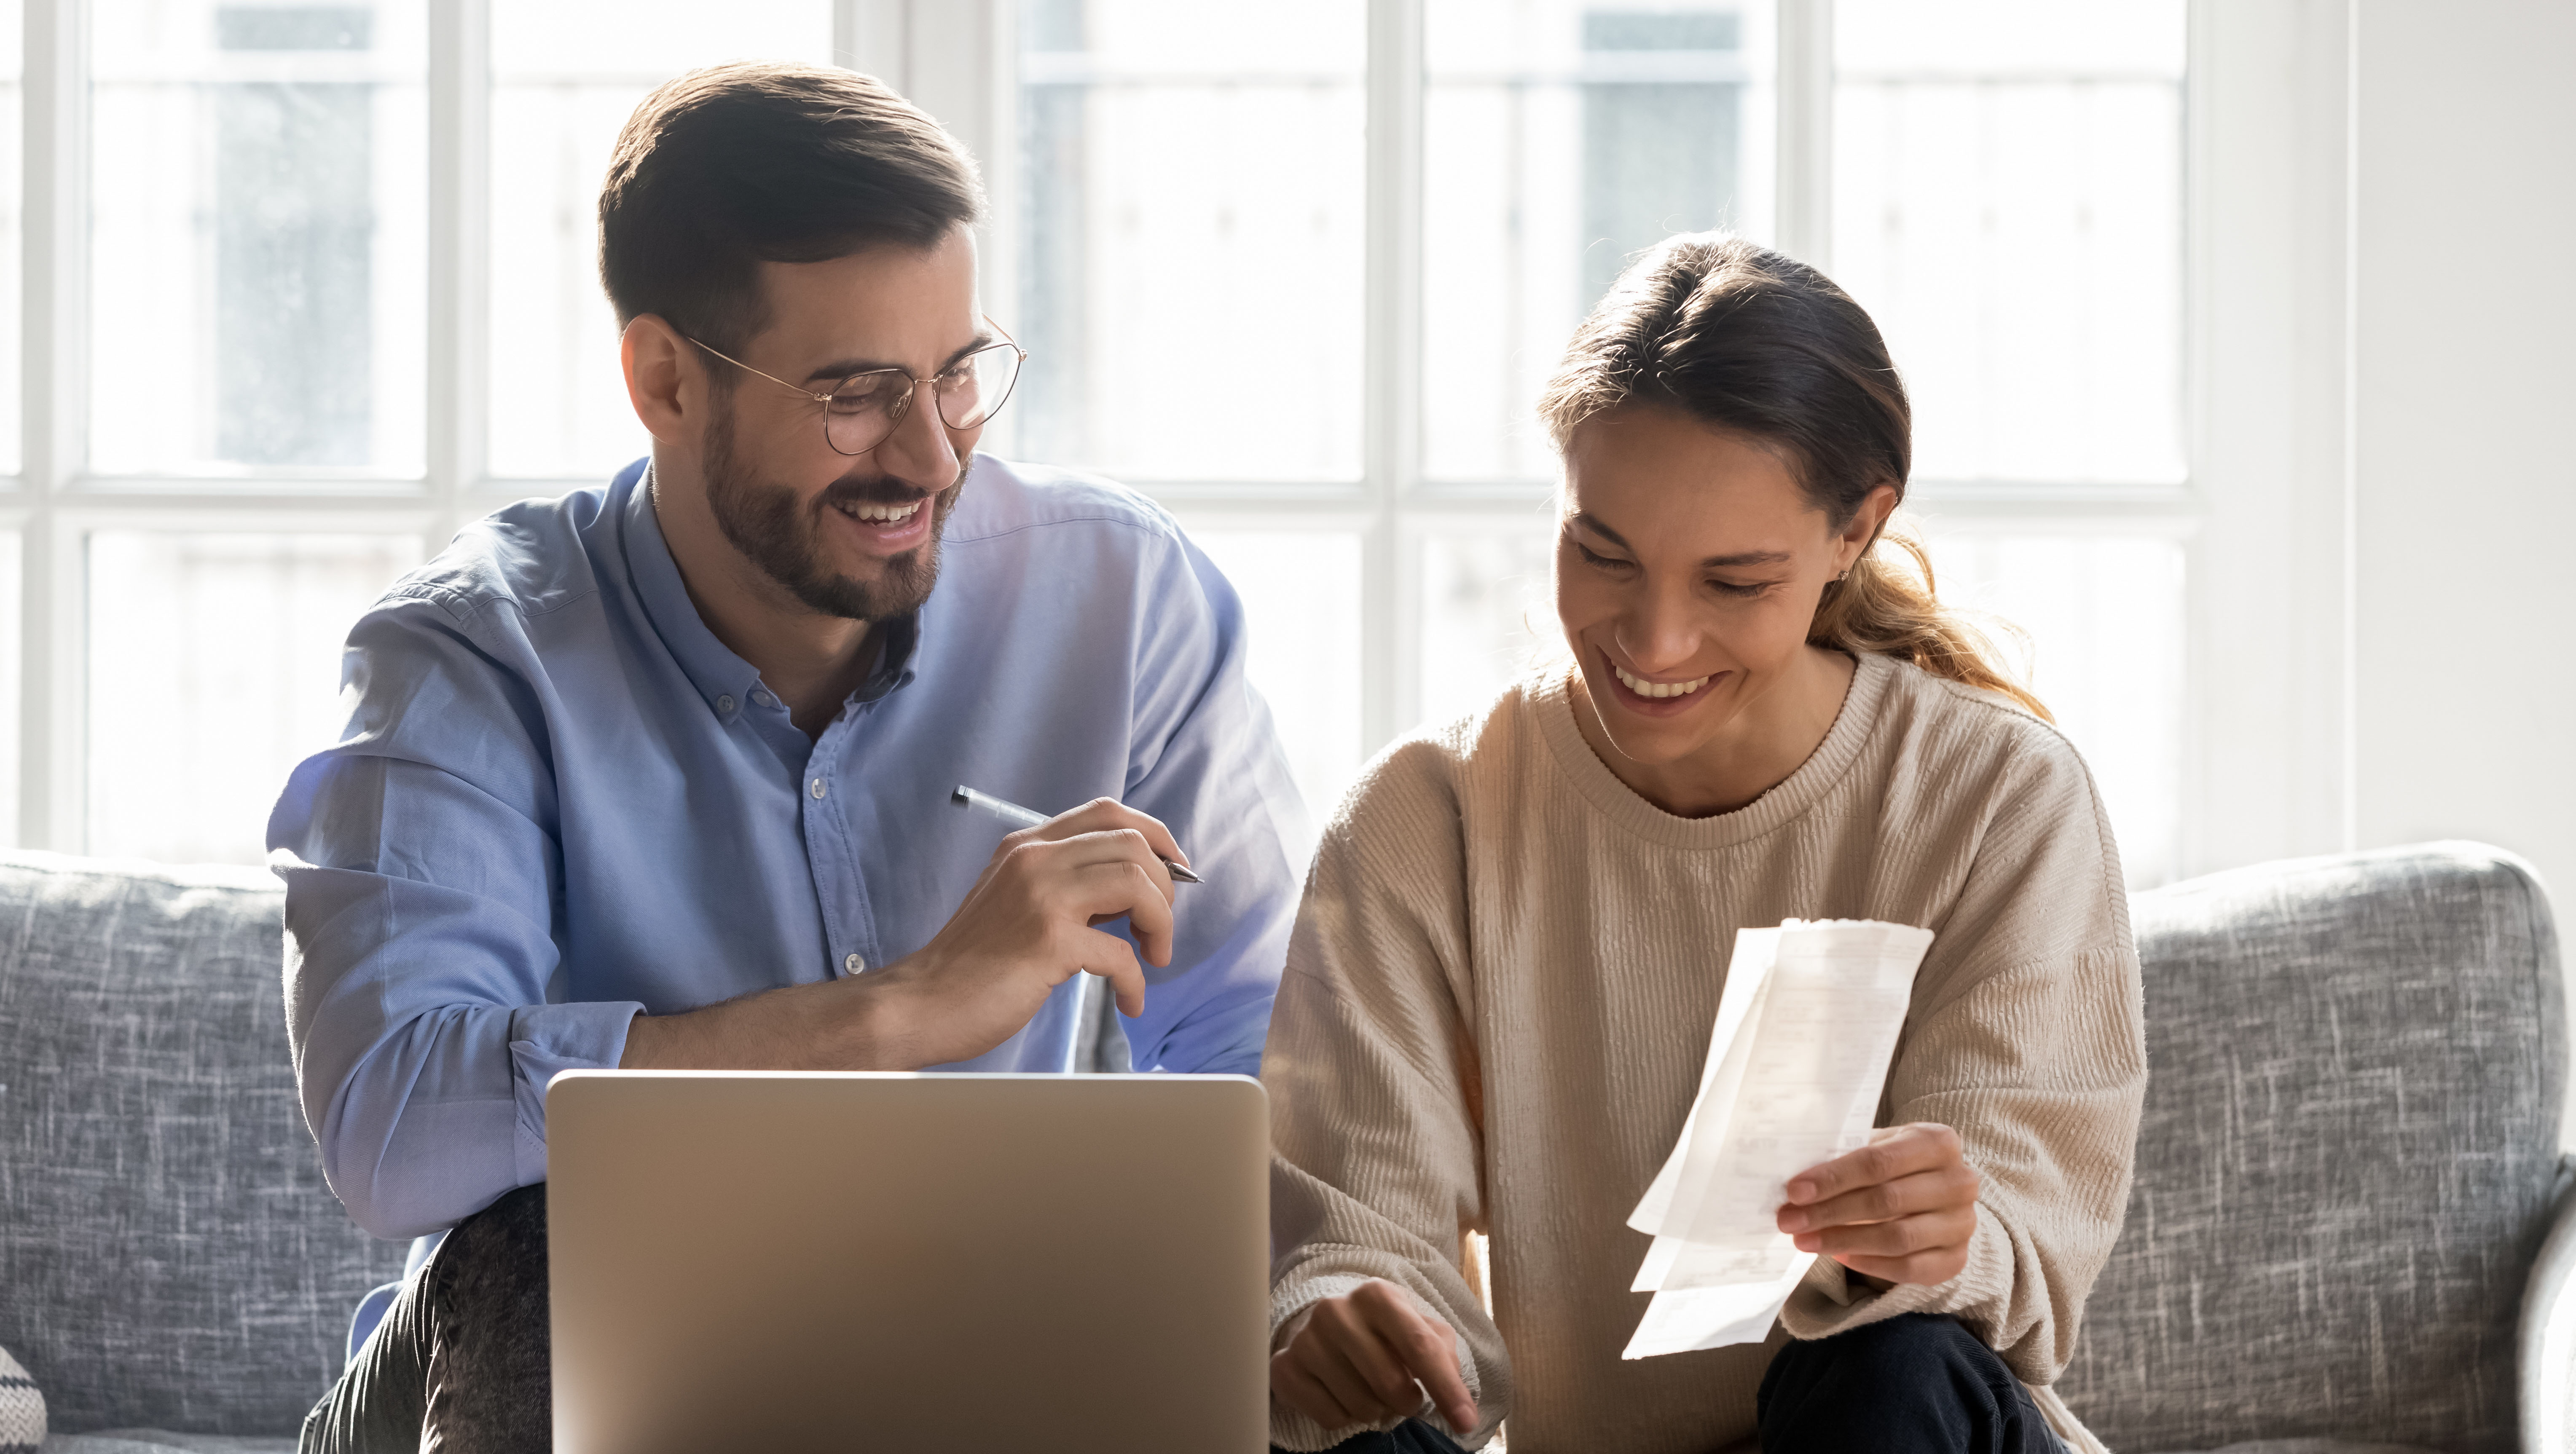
top-left (1621, 918), bottom-right (1934, 1359)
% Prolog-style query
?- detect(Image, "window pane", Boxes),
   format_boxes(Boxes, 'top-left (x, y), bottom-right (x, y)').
top-left (1423, 0), bottom-right (1776, 482)
top-left (1183, 529), bottom-right (1361, 820)
top-left (486, 4), bottom-right (835, 480)
top-left (0, 5), bottom-right (21, 477)
top-left (1012, 0), bottom-right (1366, 482)
top-left (1913, 528), bottom-right (2187, 888)
top-left (1418, 527), bottom-right (1559, 730)
top-left (88, 533), bottom-right (421, 863)
top-left (91, 1), bottom-right (428, 477)
top-left (1832, 1), bottom-right (2185, 484)
top-left (0, 533), bottom-right (18, 843)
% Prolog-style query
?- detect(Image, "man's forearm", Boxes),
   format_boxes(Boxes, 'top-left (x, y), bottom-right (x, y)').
top-left (617, 975), bottom-right (919, 1071)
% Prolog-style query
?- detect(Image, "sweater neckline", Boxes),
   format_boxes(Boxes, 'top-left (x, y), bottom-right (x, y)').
top-left (1530, 651), bottom-right (1893, 850)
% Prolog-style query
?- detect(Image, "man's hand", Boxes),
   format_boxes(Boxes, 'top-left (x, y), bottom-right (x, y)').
top-left (864, 797), bottom-right (1183, 1065)
top-left (1775, 1122), bottom-right (1980, 1286)
top-left (1271, 1280), bottom-right (1477, 1438)
top-left (621, 798), bottom-right (1186, 1073)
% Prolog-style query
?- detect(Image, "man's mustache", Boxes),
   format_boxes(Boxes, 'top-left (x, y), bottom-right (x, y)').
top-left (815, 470), bottom-right (965, 512)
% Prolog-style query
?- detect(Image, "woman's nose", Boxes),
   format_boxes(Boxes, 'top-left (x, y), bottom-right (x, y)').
top-left (1618, 588), bottom-right (1703, 672)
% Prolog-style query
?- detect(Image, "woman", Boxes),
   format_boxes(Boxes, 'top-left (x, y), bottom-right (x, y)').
top-left (1262, 235), bottom-right (2145, 1454)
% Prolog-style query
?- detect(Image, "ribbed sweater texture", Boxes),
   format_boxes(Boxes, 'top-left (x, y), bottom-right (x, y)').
top-left (1264, 653), bottom-right (2148, 1454)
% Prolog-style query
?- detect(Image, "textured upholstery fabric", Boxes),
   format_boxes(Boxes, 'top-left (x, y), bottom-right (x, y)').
top-left (0, 854), bottom-right (405, 1436)
top-left (41, 1438), bottom-right (296, 1454)
top-left (2, 1347), bottom-right (42, 1453)
top-left (2058, 843), bottom-right (2566, 1453)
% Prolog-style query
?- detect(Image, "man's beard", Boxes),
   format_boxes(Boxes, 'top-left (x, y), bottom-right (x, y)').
top-left (700, 403), bottom-right (965, 621)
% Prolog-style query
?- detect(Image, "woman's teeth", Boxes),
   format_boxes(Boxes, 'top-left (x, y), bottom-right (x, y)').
top-left (837, 499), bottom-right (923, 524)
top-left (1614, 664), bottom-right (1710, 699)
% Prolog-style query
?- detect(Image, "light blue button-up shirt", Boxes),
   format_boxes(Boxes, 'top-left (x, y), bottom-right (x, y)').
top-left (269, 455), bottom-right (1309, 1242)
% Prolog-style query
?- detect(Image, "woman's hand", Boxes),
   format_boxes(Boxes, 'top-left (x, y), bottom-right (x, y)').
top-left (1775, 1122), bottom-right (1980, 1285)
top-left (1270, 1279), bottom-right (1478, 1438)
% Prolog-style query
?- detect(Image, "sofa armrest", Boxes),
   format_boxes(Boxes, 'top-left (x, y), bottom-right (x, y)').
top-left (2521, 1155), bottom-right (2576, 1453)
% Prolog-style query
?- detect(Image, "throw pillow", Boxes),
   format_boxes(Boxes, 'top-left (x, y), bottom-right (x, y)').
top-left (0, 1346), bottom-right (42, 1454)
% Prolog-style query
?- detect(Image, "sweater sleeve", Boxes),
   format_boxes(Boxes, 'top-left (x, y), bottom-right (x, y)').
top-left (1776, 715), bottom-right (2149, 1387)
top-left (1262, 742), bottom-right (1509, 1451)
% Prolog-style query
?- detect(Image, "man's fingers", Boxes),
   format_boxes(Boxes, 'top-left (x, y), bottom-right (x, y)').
top-left (1075, 927), bottom-right (1148, 1017)
top-left (1783, 1123), bottom-right (1962, 1205)
top-left (1031, 798), bottom-right (1189, 870)
top-left (1778, 1163), bottom-right (1979, 1234)
top-left (1065, 859), bottom-right (1175, 969)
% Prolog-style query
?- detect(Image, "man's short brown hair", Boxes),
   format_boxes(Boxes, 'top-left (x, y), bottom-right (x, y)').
top-left (598, 62), bottom-right (985, 354)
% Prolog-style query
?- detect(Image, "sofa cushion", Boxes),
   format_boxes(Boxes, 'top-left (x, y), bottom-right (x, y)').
top-left (42, 1437), bottom-right (296, 1454)
top-left (0, 854), bottom-right (405, 1435)
top-left (2059, 843), bottom-right (2565, 1453)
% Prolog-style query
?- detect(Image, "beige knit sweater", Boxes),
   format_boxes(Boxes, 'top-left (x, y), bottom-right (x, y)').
top-left (1264, 652), bottom-right (2147, 1454)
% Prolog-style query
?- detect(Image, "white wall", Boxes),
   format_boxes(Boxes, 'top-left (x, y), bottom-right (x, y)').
top-left (2351, 0), bottom-right (2576, 903)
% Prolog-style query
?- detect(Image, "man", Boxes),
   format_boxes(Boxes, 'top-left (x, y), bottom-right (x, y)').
top-left (271, 61), bottom-right (1307, 1451)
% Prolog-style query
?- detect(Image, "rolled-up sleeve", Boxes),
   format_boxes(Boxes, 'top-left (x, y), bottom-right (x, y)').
top-left (270, 594), bottom-right (639, 1240)
top-left (1113, 530), bottom-right (1310, 1079)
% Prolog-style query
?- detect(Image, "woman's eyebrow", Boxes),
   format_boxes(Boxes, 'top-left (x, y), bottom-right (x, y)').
top-left (1569, 514), bottom-right (1792, 569)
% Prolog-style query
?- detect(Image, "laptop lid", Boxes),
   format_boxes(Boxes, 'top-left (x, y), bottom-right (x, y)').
top-left (546, 1071), bottom-right (1269, 1454)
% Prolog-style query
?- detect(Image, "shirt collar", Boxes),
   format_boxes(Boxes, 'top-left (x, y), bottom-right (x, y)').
top-left (620, 464), bottom-right (923, 722)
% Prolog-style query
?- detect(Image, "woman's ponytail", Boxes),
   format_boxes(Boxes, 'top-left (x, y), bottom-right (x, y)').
top-left (1538, 232), bottom-right (2048, 721)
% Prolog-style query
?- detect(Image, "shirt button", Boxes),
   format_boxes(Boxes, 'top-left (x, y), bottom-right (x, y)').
top-left (752, 689), bottom-right (776, 708)
top-left (809, 777), bottom-right (827, 799)
top-left (716, 694), bottom-right (735, 714)
top-left (844, 953), bottom-right (865, 974)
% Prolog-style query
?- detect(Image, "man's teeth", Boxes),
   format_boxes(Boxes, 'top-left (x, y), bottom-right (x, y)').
top-left (1614, 664), bottom-right (1710, 699)
top-left (837, 500), bottom-right (923, 524)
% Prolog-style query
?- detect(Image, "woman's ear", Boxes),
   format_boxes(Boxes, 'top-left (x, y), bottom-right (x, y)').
top-left (1836, 483), bottom-right (1902, 572)
top-left (620, 314), bottom-right (697, 446)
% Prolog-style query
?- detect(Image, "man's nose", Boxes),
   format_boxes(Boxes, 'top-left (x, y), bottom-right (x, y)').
top-left (872, 385), bottom-right (960, 486)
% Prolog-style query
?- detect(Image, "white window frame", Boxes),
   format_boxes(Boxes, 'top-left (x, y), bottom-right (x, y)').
top-left (8, 0), bottom-right (2357, 879)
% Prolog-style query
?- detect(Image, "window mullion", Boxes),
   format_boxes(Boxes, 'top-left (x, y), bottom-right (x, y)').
top-left (428, 0), bottom-right (489, 548)
top-left (21, 0), bottom-right (84, 851)
top-left (1363, 0), bottom-right (1425, 758)
top-left (1775, 0), bottom-right (1834, 267)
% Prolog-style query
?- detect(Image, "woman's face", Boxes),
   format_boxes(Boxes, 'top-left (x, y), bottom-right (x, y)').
top-left (1556, 402), bottom-right (1883, 768)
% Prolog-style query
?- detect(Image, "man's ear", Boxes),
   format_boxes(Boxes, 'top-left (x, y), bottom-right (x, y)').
top-left (621, 314), bottom-right (698, 446)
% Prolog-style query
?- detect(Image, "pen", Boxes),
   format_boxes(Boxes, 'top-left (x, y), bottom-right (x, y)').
top-left (950, 785), bottom-right (1205, 885)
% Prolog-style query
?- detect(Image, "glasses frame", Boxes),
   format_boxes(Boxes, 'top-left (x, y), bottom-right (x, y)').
top-left (685, 317), bottom-right (1028, 457)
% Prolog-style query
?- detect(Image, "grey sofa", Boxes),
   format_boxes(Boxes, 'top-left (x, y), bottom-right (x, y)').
top-left (0, 842), bottom-right (2565, 1452)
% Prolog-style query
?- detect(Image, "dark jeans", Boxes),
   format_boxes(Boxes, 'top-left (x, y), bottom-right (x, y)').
top-left (300, 1184), bottom-right (553, 1454)
top-left (308, 1193), bottom-right (2053, 1454)
top-left (1289, 1313), bottom-right (2062, 1454)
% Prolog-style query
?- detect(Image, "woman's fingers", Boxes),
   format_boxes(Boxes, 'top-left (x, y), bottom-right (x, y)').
top-left (1267, 1282), bottom-right (1479, 1438)
top-left (1796, 1203), bottom-right (1978, 1259)
top-left (1777, 1162), bottom-right (1979, 1235)
top-left (1268, 1348), bottom-right (1359, 1431)
top-left (1783, 1122), bottom-right (1964, 1208)
top-left (1833, 1245), bottom-right (1974, 1286)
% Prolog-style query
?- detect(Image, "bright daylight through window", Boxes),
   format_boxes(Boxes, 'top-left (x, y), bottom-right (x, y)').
top-left (4, 0), bottom-right (2188, 889)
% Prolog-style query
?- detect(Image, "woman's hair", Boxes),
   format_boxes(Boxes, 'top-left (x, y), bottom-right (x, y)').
top-left (1537, 232), bottom-right (2049, 720)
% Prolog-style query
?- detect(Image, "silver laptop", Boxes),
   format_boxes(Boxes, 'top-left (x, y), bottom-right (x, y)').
top-left (545, 1070), bottom-right (1270, 1454)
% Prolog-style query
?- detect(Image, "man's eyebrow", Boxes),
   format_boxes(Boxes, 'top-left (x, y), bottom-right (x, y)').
top-left (801, 331), bottom-right (997, 388)
top-left (1567, 514), bottom-right (1791, 569)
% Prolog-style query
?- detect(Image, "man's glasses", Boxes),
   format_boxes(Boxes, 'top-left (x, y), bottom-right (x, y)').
top-left (686, 318), bottom-right (1027, 457)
